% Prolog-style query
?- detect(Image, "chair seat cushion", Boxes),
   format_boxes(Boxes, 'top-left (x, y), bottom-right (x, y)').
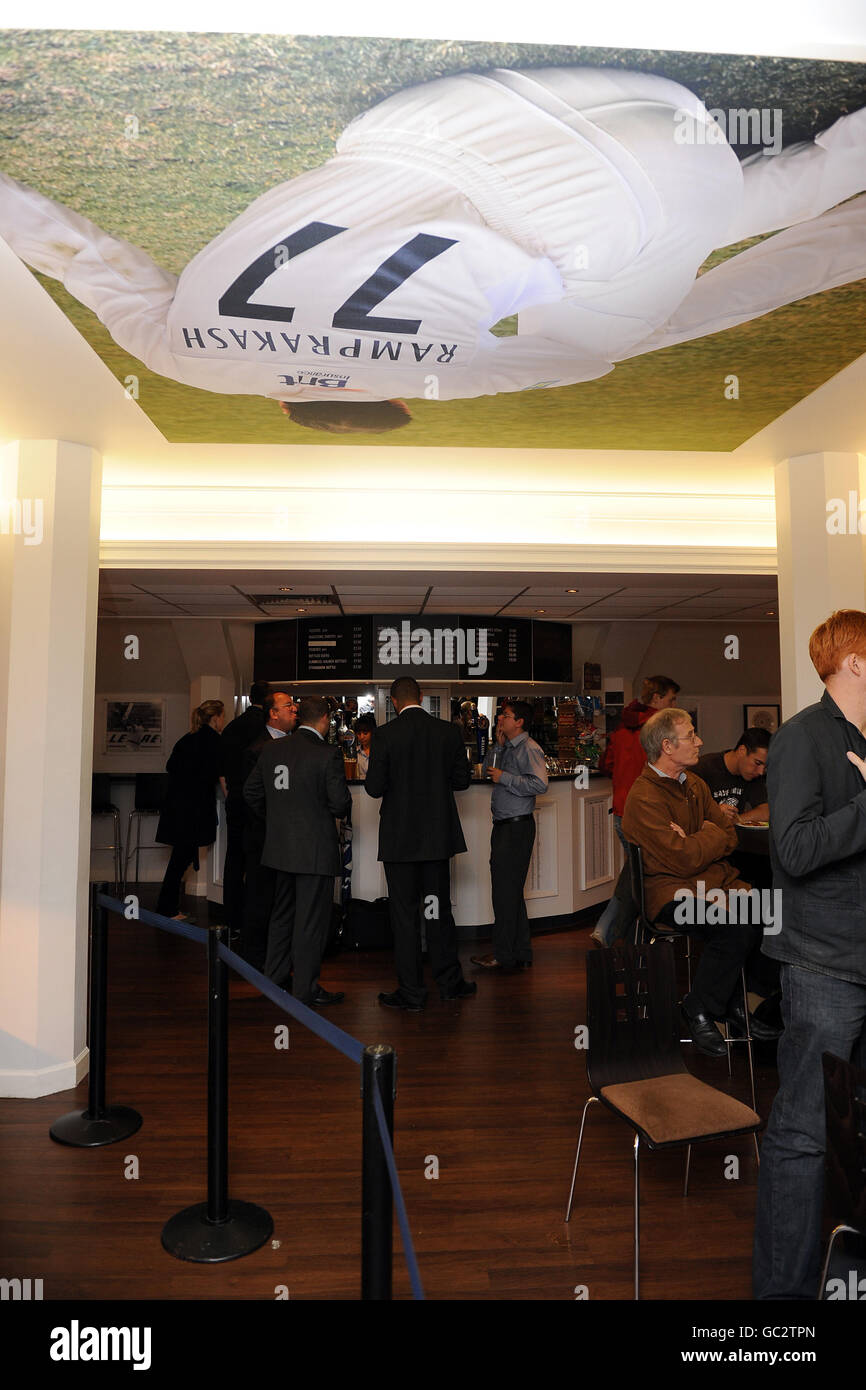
top-left (600, 1073), bottom-right (760, 1146)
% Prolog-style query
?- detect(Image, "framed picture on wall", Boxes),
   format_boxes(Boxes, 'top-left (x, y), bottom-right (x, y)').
top-left (685, 706), bottom-right (701, 735)
top-left (105, 699), bottom-right (165, 752)
top-left (744, 704), bottom-right (780, 735)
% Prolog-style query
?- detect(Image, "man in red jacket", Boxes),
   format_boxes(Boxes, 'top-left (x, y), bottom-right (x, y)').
top-left (591, 674), bottom-right (680, 946)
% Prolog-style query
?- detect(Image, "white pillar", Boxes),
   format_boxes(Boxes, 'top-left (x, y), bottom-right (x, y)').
top-left (774, 452), bottom-right (866, 719)
top-left (0, 440), bottom-right (102, 1097)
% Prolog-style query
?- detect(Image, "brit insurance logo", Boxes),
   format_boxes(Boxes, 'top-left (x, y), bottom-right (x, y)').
top-left (278, 370), bottom-right (351, 389)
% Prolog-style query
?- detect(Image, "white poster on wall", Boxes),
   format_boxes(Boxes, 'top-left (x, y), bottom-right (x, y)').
top-left (104, 700), bottom-right (165, 753)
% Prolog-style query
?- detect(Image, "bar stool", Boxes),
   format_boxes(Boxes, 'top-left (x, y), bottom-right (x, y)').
top-left (90, 774), bottom-right (123, 892)
top-left (124, 773), bottom-right (169, 890)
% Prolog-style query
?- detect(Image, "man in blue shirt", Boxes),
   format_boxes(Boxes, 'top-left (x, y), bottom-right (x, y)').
top-left (472, 700), bottom-right (549, 973)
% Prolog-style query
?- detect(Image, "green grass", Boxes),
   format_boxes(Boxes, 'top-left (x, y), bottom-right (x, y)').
top-left (2, 30), bottom-right (865, 449)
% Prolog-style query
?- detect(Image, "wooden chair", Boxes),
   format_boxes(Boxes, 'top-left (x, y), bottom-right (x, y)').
top-left (565, 943), bottom-right (761, 1299)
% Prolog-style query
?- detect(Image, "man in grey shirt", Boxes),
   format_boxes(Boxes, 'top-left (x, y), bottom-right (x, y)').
top-left (472, 700), bottom-right (549, 973)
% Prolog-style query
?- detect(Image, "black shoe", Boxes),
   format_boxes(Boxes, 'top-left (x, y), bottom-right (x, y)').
top-left (681, 1003), bottom-right (728, 1058)
top-left (725, 999), bottom-right (782, 1041)
top-left (310, 988), bottom-right (344, 1007)
top-left (440, 980), bottom-right (477, 1001)
top-left (378, 990), bottom-right (424, 1012)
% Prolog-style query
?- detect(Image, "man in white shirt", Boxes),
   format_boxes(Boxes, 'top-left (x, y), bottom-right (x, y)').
top-left (2, 65), bottom-right (864, 431)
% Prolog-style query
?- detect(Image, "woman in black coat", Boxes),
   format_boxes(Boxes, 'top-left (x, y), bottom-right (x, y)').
top-left (156, 700), bottom-right (224, 919)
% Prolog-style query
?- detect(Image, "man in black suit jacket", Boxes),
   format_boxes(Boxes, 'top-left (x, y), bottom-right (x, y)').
top-left (238, 690), bottom-right (297, 969)
top-left (218, 683), bottom-right (268, 937)
top-left (244, 695), bottom-right (351, 1006)
top-left (364, 675), bottom-right (475, 1010)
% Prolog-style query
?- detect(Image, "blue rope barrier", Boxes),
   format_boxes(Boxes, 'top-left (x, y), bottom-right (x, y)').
top-left (97, 893), bottom-right (210, 946)
top-left (218, 941), bottom-right (365, 1066)
top-left (95, 888), bottom-right (424, 1297)
top-left (373, 1085), bottom-right (426, 1302)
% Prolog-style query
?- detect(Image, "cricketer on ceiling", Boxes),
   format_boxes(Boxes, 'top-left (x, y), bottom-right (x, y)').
top-left (1, 65), bottom-right (864, 433)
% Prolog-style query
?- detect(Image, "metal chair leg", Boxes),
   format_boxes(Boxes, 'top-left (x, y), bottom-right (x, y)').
top-left (741, 969), bottom-right (758, 1116)
top-left (124, 811), bottom-right (135, 888)
top-left (818, 1224), bottom-right (859, 1299)
top-left (683, 1144), bottom-right (692, 1197)
top-left (565, 1096), bottom-right (600, 1221)
top-left (134, 813), bottom-right (143, 888)
top-left (112, 809), bottom-right (122, 894)
top-left (633, 1133), bottom-right (641, 1301)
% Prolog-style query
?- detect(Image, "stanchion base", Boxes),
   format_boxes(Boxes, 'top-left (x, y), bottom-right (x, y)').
top-left (161, 1200), bottom-right (273, 1263)
top-left (50, 1106), bottom-right (143, 1148)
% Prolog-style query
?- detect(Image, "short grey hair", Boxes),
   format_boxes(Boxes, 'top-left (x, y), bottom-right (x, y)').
top-left (640, 708), bottom-right (692, 764)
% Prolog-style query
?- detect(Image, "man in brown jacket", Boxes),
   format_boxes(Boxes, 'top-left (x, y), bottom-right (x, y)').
top-left (622, 707), bottom-right (781, 1056)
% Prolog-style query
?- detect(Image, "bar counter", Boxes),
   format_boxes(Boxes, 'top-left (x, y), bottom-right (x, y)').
top-left (348, 773), bottom-right (617, 934)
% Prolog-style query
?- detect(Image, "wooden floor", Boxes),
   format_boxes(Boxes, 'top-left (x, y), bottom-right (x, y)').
top-left (0, 906), bottom-right (783, 1302)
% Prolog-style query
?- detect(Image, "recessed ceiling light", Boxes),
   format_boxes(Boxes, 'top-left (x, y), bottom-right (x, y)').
top-left (565, 588), bottom-right (578, 594)
top-left (279, 586), bottom-right (293, 592)
top-left (296, 607), bottom-right (306, 612)
top-left (536, 608), bottom-right (546, 613)
top-left (765, 609), bottom-right (776, 616)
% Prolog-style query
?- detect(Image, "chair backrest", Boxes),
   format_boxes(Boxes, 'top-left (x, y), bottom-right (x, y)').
top-left (91, 773), bottom-right (114, 813)
top-left (585, 943), bottom-right (686, 1094)
top-left (823, 1051), bottom-right (866, 1237)
top-left (133, 772), bottom-right (169, 812)
top-left (625, 840), bottom-right (656, 935)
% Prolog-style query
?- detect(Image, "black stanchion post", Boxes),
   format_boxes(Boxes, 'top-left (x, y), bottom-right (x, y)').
top-left (161, 925), bottom-right (272, 1262)
top-left (50, 883), bottom-right (142, 1147)
top-left (207, 921), bottom-right (229, 1225)
top-left (361, 1043), bottom-right (396, 1300)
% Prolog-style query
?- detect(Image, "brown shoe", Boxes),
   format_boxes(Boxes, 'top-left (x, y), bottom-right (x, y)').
top-left (470, 953), bottom-right (518, 972)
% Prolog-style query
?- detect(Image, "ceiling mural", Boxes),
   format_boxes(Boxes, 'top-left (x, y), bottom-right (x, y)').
top-left (1, 30), bottom-right (864, 449)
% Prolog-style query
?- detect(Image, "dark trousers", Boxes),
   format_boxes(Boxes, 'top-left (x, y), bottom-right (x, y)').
top-left (264, 870), bottom-right (334, 1004)
top-left (490, 817), bottom-right (536, 965)
top-left (156, 843), bottom-right (197, 916)
top-left (222, 799), bottom-right (247, 934)
top-left (239, 823), bottom-right (274, 972)
top-left (655, 898), bottom-right (763, 1019)
top-left (754, 963), bottom-right (866, 1298)
top-left (383, 859), bottom-right (463, 1005)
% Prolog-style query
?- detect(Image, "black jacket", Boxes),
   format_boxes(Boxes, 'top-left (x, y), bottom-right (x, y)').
top-left (219, 705), bottom-right (265, 802)
top-left (363, 706), bottom-right (470, 862)
top-left (766, 689), bottom-right (866, 984)
top-left (243, 727), bottom-right (351, 876)
top-left (156, 724), bottom-right (222, 848)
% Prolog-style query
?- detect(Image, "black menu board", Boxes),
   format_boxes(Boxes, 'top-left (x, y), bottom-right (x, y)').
top-left (297, 616), bottom-right (372, 681)
top-left (532, 620), bottom-right (573, 682)
top-left (458, 617), bottom-right (532, 681)
top-left (372, 614), bottom-right (462, 680)
top-left (253, 620), bottom-right (298, 682)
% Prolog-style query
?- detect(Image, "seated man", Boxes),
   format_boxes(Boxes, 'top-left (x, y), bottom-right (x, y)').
top-left (622, 708), bottom-right (781, 1056)
top-left (693, 727), bottom-right (770, 825)
top-left (694, 725), bottom-right (773, 895)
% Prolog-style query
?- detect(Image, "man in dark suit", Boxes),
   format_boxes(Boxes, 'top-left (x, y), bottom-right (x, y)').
top-left (364, 675), bottom-right (475, 1010)
top-left (218, 682), bottom-right (268, 938)
top-left (238, 690), bottom-right (297, 969)
top-left (243, 694), bottom-right (350, 1006)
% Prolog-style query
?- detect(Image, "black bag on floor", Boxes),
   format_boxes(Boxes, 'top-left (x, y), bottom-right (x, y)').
top-left (323, 901), bottom-right (344, 957)
top-left (341, 897), bottom-right (393, 951)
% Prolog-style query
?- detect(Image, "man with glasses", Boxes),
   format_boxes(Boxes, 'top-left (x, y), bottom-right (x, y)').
top-left (238, 690), bottom-right (298, 970)
top-left (621, 708), bottom-right (781, 1056)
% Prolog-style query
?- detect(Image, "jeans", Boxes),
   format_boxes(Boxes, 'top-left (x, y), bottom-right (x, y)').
top-left (753, 962), bottom-right (866, 1299)
top-left (593, 816), bottom-right (632, 945)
